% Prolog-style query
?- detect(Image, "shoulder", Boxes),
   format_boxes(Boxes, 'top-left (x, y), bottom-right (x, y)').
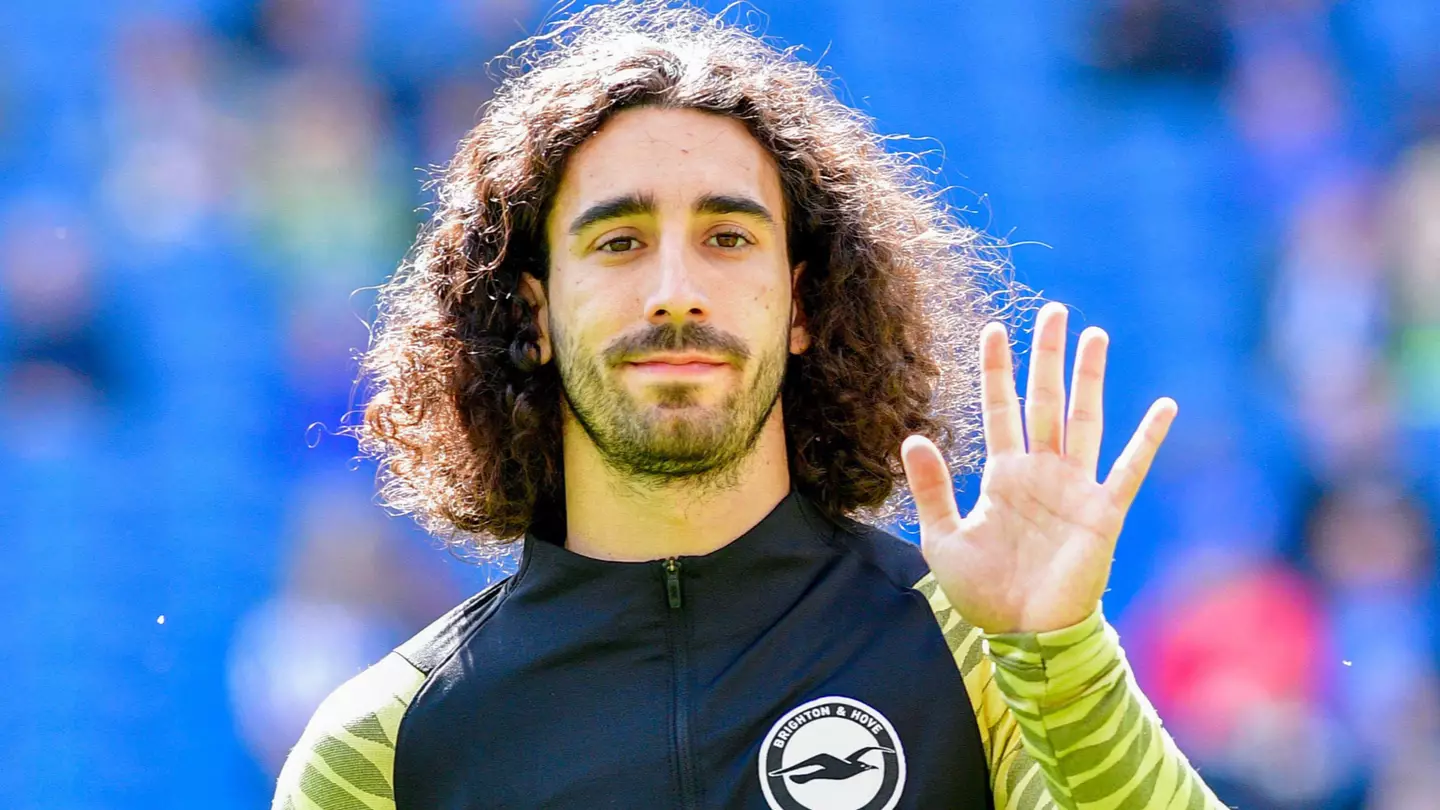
top-left (272, 653), bottom-right (427, 810)
top-left (395, 577), bottom-right (512, 675)
top-left (824, 514), bottom-right (989, 676)
top-left (272, 579), bottom-right (513, 810)
top-left (822, 511), bottom-right (933, 593)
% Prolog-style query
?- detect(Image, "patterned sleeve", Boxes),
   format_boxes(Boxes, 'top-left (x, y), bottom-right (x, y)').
top-left (914, 573), bottom-right (1226, 810)
top-left (272, 653), bottom-right (427, 810)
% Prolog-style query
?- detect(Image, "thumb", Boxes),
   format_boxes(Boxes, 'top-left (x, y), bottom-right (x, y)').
top-left (901, 435), bottom-right (962, 537)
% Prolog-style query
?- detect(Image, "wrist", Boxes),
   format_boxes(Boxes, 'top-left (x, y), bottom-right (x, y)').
top-left (982, 604), bottom-right (1122, 709)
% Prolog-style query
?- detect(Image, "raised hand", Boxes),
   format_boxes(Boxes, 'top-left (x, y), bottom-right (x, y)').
top-left (901, 302), bottom-right (1177, 634)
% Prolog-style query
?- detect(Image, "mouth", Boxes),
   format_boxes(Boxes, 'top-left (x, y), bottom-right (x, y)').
top-left (623, 354), bottom-right (733, 377)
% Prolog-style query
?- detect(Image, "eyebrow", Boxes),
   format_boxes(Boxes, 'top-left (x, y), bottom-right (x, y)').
top-left (567, 192), bottom-right (655, 236)
top-left (693, 194), bottom-right (775, 228)
top-left (566, 191), bottom-right (776, 236)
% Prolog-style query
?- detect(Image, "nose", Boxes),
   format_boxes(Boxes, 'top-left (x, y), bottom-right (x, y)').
top-left (643, 241), bottom-right (710, 326)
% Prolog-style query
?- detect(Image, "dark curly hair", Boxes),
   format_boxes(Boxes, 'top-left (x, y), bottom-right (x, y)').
top-left (354, 0), bottom-right (1013, 549)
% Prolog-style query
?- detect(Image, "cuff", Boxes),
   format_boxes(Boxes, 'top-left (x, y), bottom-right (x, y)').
top-left (982, 604), bottom-right (1124, 709)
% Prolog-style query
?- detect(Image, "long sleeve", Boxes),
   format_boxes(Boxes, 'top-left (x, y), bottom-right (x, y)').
top-left (272, 653), bottom-right (427, 810)
top-left (914, 572), bottom-right (1227, 810)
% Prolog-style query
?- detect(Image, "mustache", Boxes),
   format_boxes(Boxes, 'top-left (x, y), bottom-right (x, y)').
top-left (602, 322), bottom-right (752, 367)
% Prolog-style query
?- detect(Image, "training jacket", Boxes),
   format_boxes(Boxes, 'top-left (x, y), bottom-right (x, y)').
top-left (274, 490), bottom-right (1223, 810)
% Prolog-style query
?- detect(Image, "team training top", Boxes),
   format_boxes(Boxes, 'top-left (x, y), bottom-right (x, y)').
top-left (274, 490), bottom-right (1224, 809)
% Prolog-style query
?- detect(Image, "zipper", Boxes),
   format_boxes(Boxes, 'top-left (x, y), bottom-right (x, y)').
top-left (662, 558), bottom-right (699, 808)
top-left (665, 557), bottom-right (684, 609)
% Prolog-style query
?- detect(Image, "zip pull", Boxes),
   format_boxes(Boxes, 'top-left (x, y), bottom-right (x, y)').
top-left (663, 558), bottom-right (683, 609)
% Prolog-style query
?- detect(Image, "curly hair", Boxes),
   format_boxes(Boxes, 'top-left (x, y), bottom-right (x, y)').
top-left (354, 0), bottom-right (1013, 549)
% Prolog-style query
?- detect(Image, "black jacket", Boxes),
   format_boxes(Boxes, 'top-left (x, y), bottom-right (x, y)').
top-left (275, 491), bottom-right (994, 809)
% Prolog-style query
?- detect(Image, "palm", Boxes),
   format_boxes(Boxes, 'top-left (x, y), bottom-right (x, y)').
top-left (902, 303), bottom-right (1177, 634)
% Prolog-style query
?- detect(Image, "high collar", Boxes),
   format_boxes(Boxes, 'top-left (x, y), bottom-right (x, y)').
top-left (517, 489), bottom-right (837, 585)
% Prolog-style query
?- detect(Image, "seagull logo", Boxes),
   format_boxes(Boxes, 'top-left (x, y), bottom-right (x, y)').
top-left (767, 746), bottom-right (896, 784)
top-left (759, 696), bottom-right (907, 810)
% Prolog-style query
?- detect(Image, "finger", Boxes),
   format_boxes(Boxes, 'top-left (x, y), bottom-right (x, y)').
top-left (979, 321), bottom-right (1024, 456)
top-left (901, 435), bottom-right (963, 537)
top-left (1023, 302), bottom-right (1069, 455)
top-left (1064, 326), bottom-right (1108, 478)
top-left (1103, 397), bottom-right (1178, 513)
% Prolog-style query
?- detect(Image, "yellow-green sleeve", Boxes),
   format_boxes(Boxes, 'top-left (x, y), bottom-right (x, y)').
top-left (272, 653), bottom-right (427, 810)
top-left (915, 572), bottom-right (1227, 810)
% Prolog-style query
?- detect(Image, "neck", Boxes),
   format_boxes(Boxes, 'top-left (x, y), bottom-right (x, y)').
top-left (561, 407), bottom-right (792, 562)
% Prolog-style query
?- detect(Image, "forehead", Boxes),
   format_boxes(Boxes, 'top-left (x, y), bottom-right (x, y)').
top-left (552, 106), bottom-right (785, 218)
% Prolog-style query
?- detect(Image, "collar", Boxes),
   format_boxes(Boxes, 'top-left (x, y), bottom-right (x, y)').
top-left (517, 489), bottom-right (838, 586)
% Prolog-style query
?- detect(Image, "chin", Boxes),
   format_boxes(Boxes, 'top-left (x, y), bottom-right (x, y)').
top-left (641, 400), bottom-right (728, 431)
top-left (641, 384), bottom-right (728, 412)
top-left (651, 398), bottom-right (718, 413)
top-left (646, 405), bottom-right (722, 429)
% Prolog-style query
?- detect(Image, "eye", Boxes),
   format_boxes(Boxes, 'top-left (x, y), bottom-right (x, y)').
top-left (598, 236), bottom-right (641, 253)
top-left (707, 231), bottom-right (752, 249)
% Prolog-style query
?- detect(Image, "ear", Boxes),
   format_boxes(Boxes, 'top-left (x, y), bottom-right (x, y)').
top-left (788, 261), bottom-right (810, 355)
top-left (517, 272), bottom-right (553, 365)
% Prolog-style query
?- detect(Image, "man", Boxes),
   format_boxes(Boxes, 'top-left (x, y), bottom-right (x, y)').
top-left (275, 2), bottom-right (1224, 808)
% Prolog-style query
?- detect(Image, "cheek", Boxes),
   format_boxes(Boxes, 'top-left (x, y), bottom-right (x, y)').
top-left (757, 274), bottom-right (791, 319)
top-left (733, 279), bottom-right (793, 346)
top-left (549, 278), bottom-right (630, 352)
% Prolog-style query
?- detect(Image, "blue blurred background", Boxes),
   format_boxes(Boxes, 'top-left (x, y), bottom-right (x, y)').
top-left (1, 0), bottom-right (1437, 807)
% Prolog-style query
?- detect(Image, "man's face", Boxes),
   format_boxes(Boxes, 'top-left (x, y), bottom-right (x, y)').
top-left (531, 106), bottom-right (807, 481)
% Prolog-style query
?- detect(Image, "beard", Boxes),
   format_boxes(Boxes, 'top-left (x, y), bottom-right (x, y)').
top-left (552, 319), bottom-right (787, 485)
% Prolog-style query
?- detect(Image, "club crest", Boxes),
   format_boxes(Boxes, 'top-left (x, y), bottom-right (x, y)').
top-left (758, 696), bottom-right (906, 810)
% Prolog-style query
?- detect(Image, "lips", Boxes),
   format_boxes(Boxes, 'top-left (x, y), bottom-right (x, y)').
top-left (624, 354), bottom-right (732, 376)
top-left (627, 354), bottom-right (729, 366)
